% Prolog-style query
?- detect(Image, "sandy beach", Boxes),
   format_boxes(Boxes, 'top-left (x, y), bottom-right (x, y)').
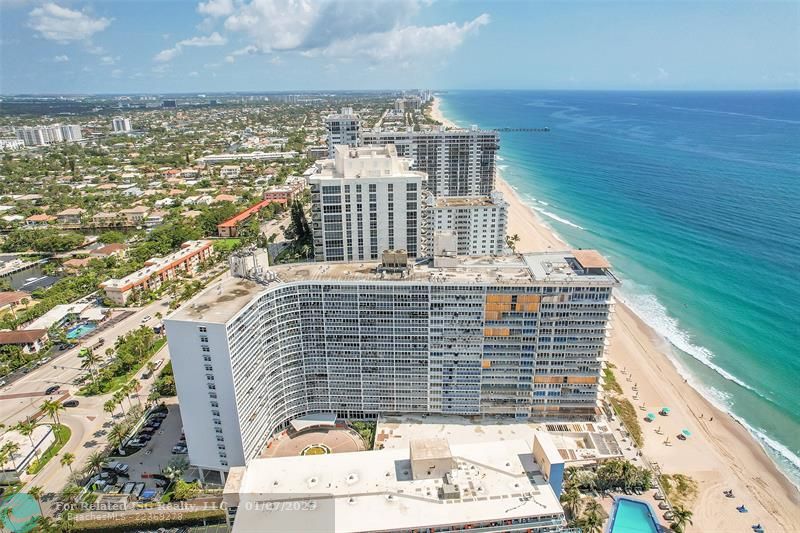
top-left (430, 95), bottom-right (800, 530)
top-left (498, 149), bottom-right (800, 532)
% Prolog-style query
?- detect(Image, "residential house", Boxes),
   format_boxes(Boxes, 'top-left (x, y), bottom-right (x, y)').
top-left (24, 214), bottom-right (56, 227)
top-left (145, 210), bottom-right (167, 228)
top-left (0, 329), bottom-right (49, 354)
top-left (55, 208), bottom-right (85, 225)
top-left (90, 243), bottom-right (128, 259)
top-left (120, 206), bottom-right (149, 225)
top-left (0, 291), bottom-right (31, 313)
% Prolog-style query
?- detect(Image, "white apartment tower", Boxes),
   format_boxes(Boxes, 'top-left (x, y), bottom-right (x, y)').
top-left (15, 125), bottom-right (67, 146)
top-left (324, 107), bottom-right (360, 157)
top-left (424, 190), bottom-right (509, 256)
top-left (165, 249), bottom-right (618, 473)
top-left (310, 145), bottom-right (426, 261)
top-left (59, 124), bottom-right (82, 142)
top-left (112, 117), bottom-right (133, 133)
top-left (361, 126), bottom-right (499, 197)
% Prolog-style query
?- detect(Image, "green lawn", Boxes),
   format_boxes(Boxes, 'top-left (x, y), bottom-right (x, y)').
top-left (26, 424), bottom-right (71, 475)
top-left (210, 238), bottom-right (241, 252)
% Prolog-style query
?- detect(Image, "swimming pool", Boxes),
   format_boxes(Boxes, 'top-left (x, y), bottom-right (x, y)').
top-left (607, 497), bottom-right (660, 533)
top-left (66, 322), bottom-right (97, 340)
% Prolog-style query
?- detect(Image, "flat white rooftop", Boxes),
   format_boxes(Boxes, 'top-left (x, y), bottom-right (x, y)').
top-left (168, 250), bottom-right (618, 324)
top-left (228, 439), bottom-right (564, 533)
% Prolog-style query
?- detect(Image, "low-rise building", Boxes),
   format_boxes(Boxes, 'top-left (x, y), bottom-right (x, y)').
top-left (0, 329), bottom-right (48, 354)
top-left (120, 206), bottom-right (149, 225)
top-left (101, 240), bottom-right (214, 305)
top-left (24, 214), bottom-right (56, 227)
top-left (92, 212), bottom-right (125, 228)
top-left (90, 243), bottom-right (128, 259)
top-left (220, 165), bottom-right (241, 179)
top-left (222, 438), bottom-right (568, 533)
top-left (144, 210), bottom-right (167, 228)
top-left (261, 183), bottom-right (303, 204)
top-left (217, 199), bottom-right (277, 238)
top-left (0, 291), bottom-right (31, 312)
top-left (55, 207), bottom-right (86, 226)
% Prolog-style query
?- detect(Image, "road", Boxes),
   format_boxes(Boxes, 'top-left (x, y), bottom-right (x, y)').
top-left (0, 297), bottom-right (174, 508)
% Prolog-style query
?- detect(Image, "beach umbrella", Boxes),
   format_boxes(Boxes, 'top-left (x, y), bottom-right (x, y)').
top-left (681, 429), bottom-right (691, 438)
top-left (646, 413), bottom-right (656, 421)
top-left (660, 407), bottom-right (671, 415)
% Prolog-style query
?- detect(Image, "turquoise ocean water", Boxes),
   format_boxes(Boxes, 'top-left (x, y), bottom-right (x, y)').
top-left (439, 91), bottom-right (800, 486)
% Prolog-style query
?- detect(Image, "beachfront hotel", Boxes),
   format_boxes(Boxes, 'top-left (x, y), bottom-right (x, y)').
top-left (361, 126), bottom-right (500, 197)
top-left (164, 248), bottom-right (618, 475)
top-left (309, 145), bottom-right (426, 261)
top-left (222, 437), bottom-right (571, 533)
top-left (424, 190), bottom-right (510, 256)
top-left (324, 107), bottom-right (361, 157)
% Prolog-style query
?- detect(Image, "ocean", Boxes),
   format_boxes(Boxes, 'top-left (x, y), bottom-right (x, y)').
top-left (438, 90), bottom-right (800, 486)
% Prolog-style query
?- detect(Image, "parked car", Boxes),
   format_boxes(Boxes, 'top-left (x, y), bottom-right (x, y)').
top-left (171, 445), bottom-right (188, 454)
top-left (141, 315), bottom-right (152, 323)
top-left (145, 420), bottom-right (162, 429)
top-left (137, 433), bottom-right (152, 442)
top-left (63, 400), bottom-right (79, 408)
top-left (44, 385), bottom-right (59, 395)
top-left (0, 380), bottom-right (6, 387)
top-left (153, 359), bottom-right (164, 370)
top-left (128, 439), bottom-right (146, 448)
top-left (151, 412), bottom-right (167, 420)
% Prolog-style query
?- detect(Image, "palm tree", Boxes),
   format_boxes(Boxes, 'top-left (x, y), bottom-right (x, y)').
top-left (15, 420), bottom-right (38, 454)
top-left (34, 516), bottom-right (55, 531)
top-left (60, 452), bottom-right (76, 473)
top-left (40, 399), bottom-right (65, 439)
top-left (58, 484), bottom-right (81, 506)
top-left (584, 499), bottom-right (603, 518)
top-left (108, 423), bottom-right (128, 452)
top-left (146, 361), bottom-right (157, 376)
top-left (2, 442), bottom-right (20, 470)
top-left (78, 348), bottom-right (101, 381)
top-left (128, 379), bottom-right (142, 406)
top-left (560, 486), bottom-right (582, 519)
top-left (56, 509), bottom-right (75, 532)
top-left (564, 466), bottom-right (581, 489)
top-left (103, 399), bottom-right (116, 419)
top-left (582, 511), bottom-right (603, 533)
top-left (670, 504), bottom-right (694, 533)
top-left (112, 392), bottom-right (126, 415)
top-left (27, 485), bottom-right (44, 515)
top-left (84, 450), bottom-right (106, 476)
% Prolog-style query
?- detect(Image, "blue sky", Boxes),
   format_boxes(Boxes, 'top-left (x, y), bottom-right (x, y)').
top-left (1, 0), bottom-right (798, 94)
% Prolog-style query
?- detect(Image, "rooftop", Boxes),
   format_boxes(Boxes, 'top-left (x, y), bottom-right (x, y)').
top-left (227, 439), bottom-right (564, 533)
top-left (102, 240), bottom-right (212, 290)
top-left (432, 195), bottom-right (504, 208)
top-left (312, 145), bottom-right (425, 181)
top-left (168, 250), bottom-right (617, 325)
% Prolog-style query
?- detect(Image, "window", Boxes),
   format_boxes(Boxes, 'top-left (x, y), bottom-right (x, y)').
top-left (212, 410), bottom-right (220, 416)
top-left (207, 383), bottom-right (216, 390)
top-left (206, 374), bottom-right (215, 381)
top-left (200, 336), bottom-right (208, 343)
top-left (201, 345), bottom-right (210, 352)
top-left (210, 401), bottom-right (219, 408)
top-left (204, 364), bottom-right (213, 372)
top-left (198, 326), bottom-right (207, 333)
top-left (215, 427), bottom-right (223, 434)
top-left (209, 391), bottom-right (217, 399)
top-left (203, 355), bottom-right (211, 362)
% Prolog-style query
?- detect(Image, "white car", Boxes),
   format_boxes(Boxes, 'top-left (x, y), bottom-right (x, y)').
top-left (141, 315), bottom-right (152, 323)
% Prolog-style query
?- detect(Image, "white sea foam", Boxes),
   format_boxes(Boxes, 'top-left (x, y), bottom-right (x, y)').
top-left (497, 164), bottom-right (509, 171)
top-left (531, 207), bottom-right (585, 230)
top-left (617, 287), bottom-right (758, 394)
top-left (537, 200), bottom-right (549, 206)
top-left (496, 156), bottom-right (505, 161)
top-left (745, 423), bottom-right (800, 483)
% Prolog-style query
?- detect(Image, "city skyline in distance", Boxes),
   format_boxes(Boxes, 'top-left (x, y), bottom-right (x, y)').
top-left (1, 0), bottom-right (798, 95)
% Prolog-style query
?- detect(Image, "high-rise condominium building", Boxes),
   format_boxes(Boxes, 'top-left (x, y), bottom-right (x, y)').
top-left (361, 126), bottom-right (499, 197)
top-left (309, 145), bottom-right (426, 261)
top-left (59, 124), bottom-right (82, 142)
top-left (424, 190), bottom-right (509, 256)
top-left (111, 117), bottom-right (132, 133)
top-left (165, 248), bottom-right (618, 473)
top-left (15, 125), bottom-right (69, 146)
top-left (324, 107), bottom-right (360, 157)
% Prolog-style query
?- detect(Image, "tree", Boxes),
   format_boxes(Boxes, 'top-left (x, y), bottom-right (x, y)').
top-left (103, 399), bottom-right (117, 419)
top-left (505, 233), bottom-right (521, 253)
top-left (146, 361), bottom-right (157, 376)
top-left (163, 456), bottom-right (189, 483)
top-left (2, 442), bottom-right (20, 469)
top-left (27, 485), bottom-right (44, 515)
top-left (60, 452), bottom-right (76, 473)
top-left (79, 348), bottom-right (101, 381)
top-left (670, 504), bottom-right (694, 533)
top-left (15, 420), bottom-right (38, 453)
top-left (560, 487), bottom-right (582, 519)
top-left (108, 423), bottom-right (128, 452)
top-left (172, 479), bottom-right (200, 501)
top-left (98, 230), bottom-right (125, 244)
top-left (40, 399), bottom-right (65, 441)
top-left (84, 450), bottom-right (106, 476)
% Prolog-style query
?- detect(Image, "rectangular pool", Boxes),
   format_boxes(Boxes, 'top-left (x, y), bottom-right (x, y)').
top-left (608, 497), bottom-right (660, 533)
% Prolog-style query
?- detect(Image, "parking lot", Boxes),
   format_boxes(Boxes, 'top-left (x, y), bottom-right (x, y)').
top-left (110, 399), bottom-right (189, 493)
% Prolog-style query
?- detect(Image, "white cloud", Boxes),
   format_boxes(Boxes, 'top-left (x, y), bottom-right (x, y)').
top-left (53, 54), bottom-right (69, 62)
top-left (111, 69), bottom-right (123, 78)
top-left (189, 71), bottom-right (199, 77)
top-left (28, 2), bottom-right (111, 43)
top-left (100, 55), bottom-right (120, 65)
top-left (216, 0), bottom-right (486, 63)
top-left (322, 14), bottom-right (490, 63)
top-left (154, 31), bottom-right (227, 62)
top-left (198, 0), bottom-right (234, 17)
top-left (656, 67), bottom-right (669, 80)
top-left (224, 45), bottom-right (259, 63)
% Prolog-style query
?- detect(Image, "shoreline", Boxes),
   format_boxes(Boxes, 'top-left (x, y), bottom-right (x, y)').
top-left (431, 95), bottom-right (800, 530)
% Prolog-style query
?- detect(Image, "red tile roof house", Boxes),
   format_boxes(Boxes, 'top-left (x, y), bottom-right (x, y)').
top-left (217, 199), bottom-right (277, 238)
top-left (0, 291), bottom-right (31, 312)
top-left (90, 243), bottom-right (128, 259)
top-left (0, 329), bottom-right (49, 354)
top-left (24, 214), bottom-right (56, 227)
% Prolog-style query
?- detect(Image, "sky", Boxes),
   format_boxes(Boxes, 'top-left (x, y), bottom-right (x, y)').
top-left (1, 0), bottom-right (798, 94)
